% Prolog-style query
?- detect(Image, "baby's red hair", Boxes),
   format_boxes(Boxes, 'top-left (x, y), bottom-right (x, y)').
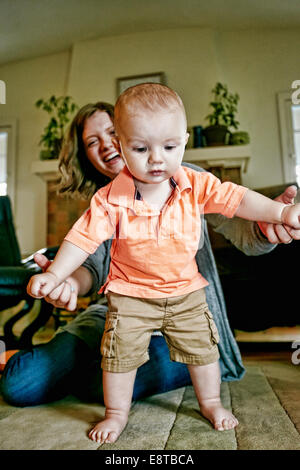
top-left (114, 83), bottom-right (186, 132)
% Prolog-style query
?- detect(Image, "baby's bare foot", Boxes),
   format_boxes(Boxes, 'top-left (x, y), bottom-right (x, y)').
top-left (200, 399), bottom-right (238, 431)
top-left (89, 415), bottom-right (128, 444)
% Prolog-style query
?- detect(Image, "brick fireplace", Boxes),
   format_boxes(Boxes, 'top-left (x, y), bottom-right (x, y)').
top-left (47, 180), bottom-right (90, 246)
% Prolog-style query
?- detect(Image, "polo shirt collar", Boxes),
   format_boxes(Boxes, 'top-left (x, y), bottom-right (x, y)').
top-left (172, 165), bottom-right (192, 193)
top-left (107, 165), bottom-right (192, 212)
top-left (108, 166), bottom-right (136, 209)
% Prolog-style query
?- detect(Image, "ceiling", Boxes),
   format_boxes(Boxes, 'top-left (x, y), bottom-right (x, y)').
top-left (1, 0), bottom-right (300, 66)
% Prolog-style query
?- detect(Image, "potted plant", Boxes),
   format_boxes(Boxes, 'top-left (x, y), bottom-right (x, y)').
top-left (35, 95), bottom-right (78, 159)
top-left (203, 82), bottom-right (240, 146)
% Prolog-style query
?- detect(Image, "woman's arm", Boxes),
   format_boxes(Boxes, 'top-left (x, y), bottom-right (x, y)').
top-left (182, 161), bottom-right (299, 255)
top-left (205, 213), bottom-right (275, 256)
top-left (33, 240), bottom-right (110, 311)
top-left (73, 266), bottom-right (94, 296)
top-left (206, 186), bottom-right (299, 255)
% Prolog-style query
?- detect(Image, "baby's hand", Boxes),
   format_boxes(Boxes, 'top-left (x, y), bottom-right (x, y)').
top-left (27, 271), bottom-right (59, 299)
top-left (281, 203), bottom-right (300, 229)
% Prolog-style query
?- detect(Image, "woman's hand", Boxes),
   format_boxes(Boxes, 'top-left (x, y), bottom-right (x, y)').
top-left (258, 185), bottom-right (300, 243)
top-left (32, 253), bottom-right (79, 311)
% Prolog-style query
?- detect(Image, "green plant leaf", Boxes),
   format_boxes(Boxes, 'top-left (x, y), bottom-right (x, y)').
top-left (35, 94), bottom-right (78, 155)
top-left (205, 82), bottom-right (240, 131)
top-left (35, 99), bottom-right (44, 108)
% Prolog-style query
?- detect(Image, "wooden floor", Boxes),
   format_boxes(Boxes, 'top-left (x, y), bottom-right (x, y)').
top-left (235, 324), bottom-right (300, 362)
top-left (235, 325), bottom-right (300, 343)
top-left (239, 341), bottom-right (297, 361)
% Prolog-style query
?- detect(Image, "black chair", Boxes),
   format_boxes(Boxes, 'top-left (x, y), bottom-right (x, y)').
top-left (0, 195), bottom-right (57, 349)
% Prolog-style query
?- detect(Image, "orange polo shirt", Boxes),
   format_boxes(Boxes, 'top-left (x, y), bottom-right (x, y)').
top-left (65, 166), bottom-right (247, 298)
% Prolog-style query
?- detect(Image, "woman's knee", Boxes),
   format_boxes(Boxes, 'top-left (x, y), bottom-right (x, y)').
top-left (0, 332), bottom-right (98, 406)
top-left (0, 351), bottom-right (32, 406)
top-left (0, 341), bottom-right (65, 406)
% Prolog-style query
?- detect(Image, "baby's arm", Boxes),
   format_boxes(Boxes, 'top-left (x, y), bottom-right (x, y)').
top-left (27, 240), bottom-right (89, 299)
top-left (235, 190), bottom-right (300, 228)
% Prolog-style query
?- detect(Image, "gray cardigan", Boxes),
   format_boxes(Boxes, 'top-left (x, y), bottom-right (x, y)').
top-left (61, 163), bottom-right (276, 381)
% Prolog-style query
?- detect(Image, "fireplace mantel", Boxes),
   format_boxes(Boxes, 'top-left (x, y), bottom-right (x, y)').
top-left (31, 159), bottom-right (60, 181)
top-left (31, 145), bottom-right (251, 181)
top-left (183, 145), bottom-right (251, 173)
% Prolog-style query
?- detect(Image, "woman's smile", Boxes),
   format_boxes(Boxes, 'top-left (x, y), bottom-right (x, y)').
top-left (103, 151), bottom-right (121, 164)
top-left (83, 111), bottom-right (125, 179)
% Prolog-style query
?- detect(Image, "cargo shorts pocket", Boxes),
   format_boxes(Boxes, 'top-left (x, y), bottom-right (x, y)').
top-left (100, 313), bottom-right (118, 358)
top-left (204, 310), bottom-right (220, 345)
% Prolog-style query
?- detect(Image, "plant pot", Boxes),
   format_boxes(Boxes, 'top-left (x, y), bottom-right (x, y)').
top-left (229, 131), bottom-right (250, 145)
top-left (202, 125), bottom-right (229, 147)
top-left (39, 150), bottom-right (55, 160)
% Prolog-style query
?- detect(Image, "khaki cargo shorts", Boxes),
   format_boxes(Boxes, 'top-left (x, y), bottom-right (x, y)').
top-left (100, 288), bottom-right (220, 373)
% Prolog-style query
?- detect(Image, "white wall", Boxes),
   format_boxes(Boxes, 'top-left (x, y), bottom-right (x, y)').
top-left (0, 51), bottom-right (70, 253)
top-left (0, 27), bottom-right (299, 252)
top-left (68, 28), bottom-right (220, 125)
top-left (217, 29), bottom-right (300, 188)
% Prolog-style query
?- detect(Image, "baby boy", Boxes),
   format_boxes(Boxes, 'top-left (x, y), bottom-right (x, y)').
top-left (28, 83), bottom-right (300, 444)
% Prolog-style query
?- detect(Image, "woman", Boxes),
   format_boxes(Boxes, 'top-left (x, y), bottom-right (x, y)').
top-left (1, 101), bottom-right (297, 406)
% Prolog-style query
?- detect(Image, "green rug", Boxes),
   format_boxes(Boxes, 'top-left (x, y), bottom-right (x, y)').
top-left (0, 363), bottom-right (299, 450)
top-left (230, 366), bottom-right (300, 450)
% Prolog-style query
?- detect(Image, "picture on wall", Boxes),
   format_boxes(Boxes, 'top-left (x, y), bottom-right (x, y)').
top-left (116, 72), bottom-right (166, 97)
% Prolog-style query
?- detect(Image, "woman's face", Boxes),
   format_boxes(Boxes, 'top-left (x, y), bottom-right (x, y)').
top-left (82, 111), bottom-right (125, 180)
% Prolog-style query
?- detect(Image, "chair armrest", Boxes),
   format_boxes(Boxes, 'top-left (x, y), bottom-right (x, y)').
top-left (0, 266), bottom-right (40, 295)
top-left (21, 246), bottom-right (59, 269)
top-left (21, 247), bottom-right (48, 265)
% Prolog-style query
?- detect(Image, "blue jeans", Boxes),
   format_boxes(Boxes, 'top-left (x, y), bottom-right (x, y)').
top-left (0, 331), bottom-right (191, 407)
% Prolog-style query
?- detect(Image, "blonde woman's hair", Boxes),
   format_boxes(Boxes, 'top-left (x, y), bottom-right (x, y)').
top-left (114, 82), bottom-right (186, 133)
top-left (58, 102), bottom-right (114, 199)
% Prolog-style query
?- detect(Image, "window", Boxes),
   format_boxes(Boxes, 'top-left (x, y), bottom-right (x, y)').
top-left (0, 131), bottom-right (8, 195)
top-left (0, 120), bottom-right (16, 207)
top-left (291, 105), bottom-right (300, 186)
top-left (277, 92), bottom-right (299, 185)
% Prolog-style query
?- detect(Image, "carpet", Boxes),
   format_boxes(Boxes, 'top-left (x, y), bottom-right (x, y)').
top-left (0, 360), bottom-right (299, 450)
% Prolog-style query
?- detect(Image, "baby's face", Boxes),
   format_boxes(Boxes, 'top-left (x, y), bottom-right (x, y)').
top-left (116, 106), bottom-right (189, 185)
